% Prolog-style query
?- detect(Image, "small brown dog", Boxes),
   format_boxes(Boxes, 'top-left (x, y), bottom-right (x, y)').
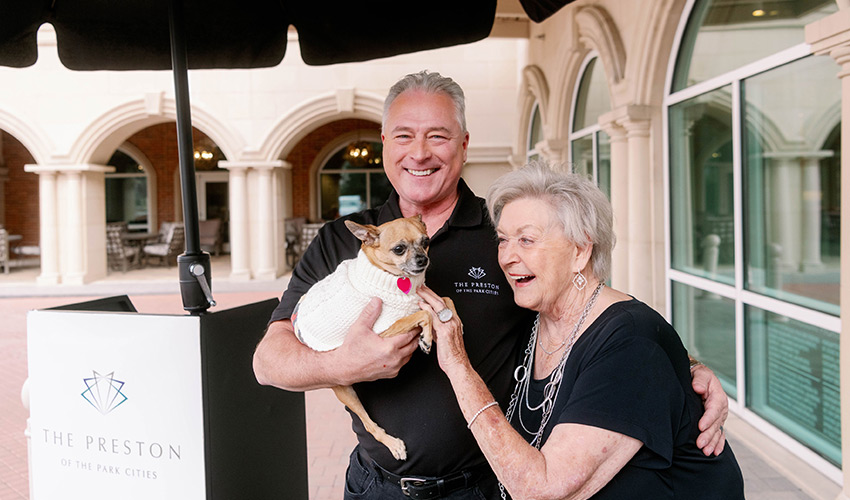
top-left (292, 215), bottom-right (453, 460)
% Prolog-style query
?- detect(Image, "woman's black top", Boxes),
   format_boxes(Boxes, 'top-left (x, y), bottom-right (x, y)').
top-left (513, 298), bottom-right (745, 499)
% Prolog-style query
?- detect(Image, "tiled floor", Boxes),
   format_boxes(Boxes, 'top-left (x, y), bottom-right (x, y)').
top-left (0, 260), bottom-right (837, 499)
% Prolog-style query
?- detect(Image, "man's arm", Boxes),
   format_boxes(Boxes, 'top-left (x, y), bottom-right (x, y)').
top-left (253, 298), bottom-right (421, 391)
top-left (690, 357), bottom-right (729, 456)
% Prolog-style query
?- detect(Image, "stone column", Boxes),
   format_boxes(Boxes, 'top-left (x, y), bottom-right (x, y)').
top-left (24, 163), bottom-right (111, 285)
top-left (801, 154), bottom-right (829, 271)
top-left (623, 116), bottom-right (654, 305)
top-left (31, 169), bottom-right (59, 285)
top-left (223, 164), bottom-right (251, 281)
top-left (601, 105), bottom-right (655, 304)
top-left (255, 165), bottom-right (276, 280)
top-left (220, 160), bottom-right (289, 281)
top-left (807, 10), bottom-right (850, 499)
top-left (765, 154), bottom-right (802, 271)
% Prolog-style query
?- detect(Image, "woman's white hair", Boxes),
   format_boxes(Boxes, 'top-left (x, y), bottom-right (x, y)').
top-left (486, 160), bottom-right (615, 282)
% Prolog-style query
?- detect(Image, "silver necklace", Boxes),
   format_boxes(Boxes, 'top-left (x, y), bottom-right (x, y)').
top-left (538, 331), bottom-right (567, 355)
top-left (498, 283), bottom-right (604, 500)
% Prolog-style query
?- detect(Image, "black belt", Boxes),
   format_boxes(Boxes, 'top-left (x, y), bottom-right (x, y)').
top-left (373, 461), bottom-right (491, 500)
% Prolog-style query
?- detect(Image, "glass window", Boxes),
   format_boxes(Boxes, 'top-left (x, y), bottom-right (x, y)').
top-left (570, 56), bottom-right (612, 199)
top-left (746, 306), bottom-right (841, 466)
top-left (571, 135), bottom-right (593, 179)
top-left (319, 140), bottom-right (388, 221)
top-left (672, 282), bottom-right (736, 398)
top-left (669, 86), bottom-right (735, 284)
top-left (597, 130), bottom-right (611, 200)
top-left (106, 151), bottom-right (149, 232)
top-left (527, 104), bottom-right (543, 162)
top-left (743, 56), bottom-right (841, 316)
top-left (573, 57), bottom-right (611, 132)
top-left (668, 0), bottom-right (843, 474)
top-left (672, 0), bottom-right (837, 92)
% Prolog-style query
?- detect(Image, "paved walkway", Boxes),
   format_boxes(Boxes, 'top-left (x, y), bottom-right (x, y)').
top-left (0, 259), bottom-right (838, 499)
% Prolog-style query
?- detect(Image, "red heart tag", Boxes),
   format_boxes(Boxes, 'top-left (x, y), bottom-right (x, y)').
top-left (397, 277), bottom-right (411, 294)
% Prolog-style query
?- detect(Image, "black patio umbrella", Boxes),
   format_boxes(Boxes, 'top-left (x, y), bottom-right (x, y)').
top-left (0, 0), bottom-right (571, 313)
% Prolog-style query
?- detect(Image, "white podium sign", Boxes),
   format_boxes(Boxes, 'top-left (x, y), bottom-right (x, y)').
top-left (28, 310), bottom-right (206, 500)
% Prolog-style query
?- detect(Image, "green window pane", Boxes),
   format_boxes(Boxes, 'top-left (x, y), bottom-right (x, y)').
top-left (671, 281), bottom-right (736, 399)
top-left (669, 86), bottom-right (735, 284)
top-left (745, 306), bottom-right (841, 466)
top-left (320, 139), bottom-right (390, 220)
top-left (743, 55), bottom-right (841, 316)
top-left (597, 130), bottom-right (611, 200)
top-left (672, 0), bottom-right (836, 92)
top-left (571, 136), bottom-right (593, 179)
top-left (573, 58), bottom-right (611, 132)
top-left (105, 177), bottom-right (148, 227)
top-left (528, 106), bottom-right (543, 151)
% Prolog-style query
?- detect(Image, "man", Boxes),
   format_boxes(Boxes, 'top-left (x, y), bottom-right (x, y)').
top-left (253, 71), bottom-right (728, 499)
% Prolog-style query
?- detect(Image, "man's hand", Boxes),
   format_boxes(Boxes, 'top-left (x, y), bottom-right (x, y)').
top-left (253, 298), bottom-right (420, 391)
top-left (691, 362), bottom-right (728, 456)
top-left (334, 298), bottom-right (421, 384)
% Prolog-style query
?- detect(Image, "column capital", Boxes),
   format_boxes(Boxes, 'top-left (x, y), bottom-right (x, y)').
top-left (23, 163), bottom-right (114, 174)
top-left (806, 9), bottom-right (850, 58)
top-left (218, 160), bottom-right (290, 170)
top-left (537, 139), bottom-right (569, 163)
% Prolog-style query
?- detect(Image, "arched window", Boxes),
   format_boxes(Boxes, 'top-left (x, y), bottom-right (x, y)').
top-left (526, 103), bottom-right (543, 162)
top-left (570, 55), bottom-right (611, 198)
top-left (106, 150), bottom-right (151, 232)
top-left (666, 0), bottom-right (840, 470)
top-left (319, 140), bottom-right (391, 221)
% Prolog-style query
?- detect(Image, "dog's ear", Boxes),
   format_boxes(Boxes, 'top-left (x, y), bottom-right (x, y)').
top-left (411, 214), bottom-right (427, 234)
top-left (345, 220), bottom-right (380, 245)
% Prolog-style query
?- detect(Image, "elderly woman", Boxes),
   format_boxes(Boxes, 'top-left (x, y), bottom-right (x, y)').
top-left (418, 162), bottom-right (744, 499)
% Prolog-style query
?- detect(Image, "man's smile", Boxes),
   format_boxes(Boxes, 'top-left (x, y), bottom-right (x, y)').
top-left (406, 168), bottom-right (438, 177)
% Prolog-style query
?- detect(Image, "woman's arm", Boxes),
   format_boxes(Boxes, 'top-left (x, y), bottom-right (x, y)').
top-left (418, 287), bottom-right (641, 500)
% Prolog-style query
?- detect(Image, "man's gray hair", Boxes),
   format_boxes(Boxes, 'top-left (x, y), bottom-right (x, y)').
top-left (382, 70), bottom-right (467, 133)
top-left (486, 160), bottom-right (615, 282)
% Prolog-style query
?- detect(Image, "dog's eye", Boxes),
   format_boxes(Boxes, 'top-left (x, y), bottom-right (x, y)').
top-left (392, 245), bottom-right (406, 256)
top-left (421, 237), bottom-right (430, 248)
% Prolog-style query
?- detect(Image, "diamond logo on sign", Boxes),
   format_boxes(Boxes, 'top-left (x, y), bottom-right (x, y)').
top-left (468, 267), bottom-right (486, 280)
top-left (81, 371), bottom-right (128, 415)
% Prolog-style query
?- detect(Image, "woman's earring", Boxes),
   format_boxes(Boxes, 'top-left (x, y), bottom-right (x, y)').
top-left (572, 271), bottom-right (587, 291)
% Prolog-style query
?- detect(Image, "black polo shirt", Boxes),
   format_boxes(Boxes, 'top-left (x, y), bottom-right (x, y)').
top-left (270, 179), bottom-right (535, 476)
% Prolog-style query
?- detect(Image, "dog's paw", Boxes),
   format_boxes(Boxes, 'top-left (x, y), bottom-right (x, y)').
top-left (418, 335), bottom-right (432, 354)
top-left (384, 436), bottom-right (407, 460)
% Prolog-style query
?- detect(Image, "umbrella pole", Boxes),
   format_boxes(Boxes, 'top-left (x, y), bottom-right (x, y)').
top-left (169, 0), bottom-right (215, 314)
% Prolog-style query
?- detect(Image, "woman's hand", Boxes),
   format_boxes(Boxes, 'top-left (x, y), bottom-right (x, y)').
top-left (417, 286), bottom-right (470, 377)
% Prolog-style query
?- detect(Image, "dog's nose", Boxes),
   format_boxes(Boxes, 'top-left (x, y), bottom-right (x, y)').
top-left (415, 254), bottom-right (429, 268)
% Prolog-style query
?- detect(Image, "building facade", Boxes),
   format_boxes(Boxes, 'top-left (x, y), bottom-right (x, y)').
top-left (0, 0), bottom-right (846, 496)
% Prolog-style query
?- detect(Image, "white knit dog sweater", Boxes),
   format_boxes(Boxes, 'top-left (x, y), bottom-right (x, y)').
top-left (292, 249), bottom-right (423, 351)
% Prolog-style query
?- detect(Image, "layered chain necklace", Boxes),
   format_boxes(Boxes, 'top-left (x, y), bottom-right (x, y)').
top-left (498, 282), bottom-right (604, 500)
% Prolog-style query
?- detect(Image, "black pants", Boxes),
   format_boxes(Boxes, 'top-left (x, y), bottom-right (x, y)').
top-left (342, 447), bottom-right (502, 500)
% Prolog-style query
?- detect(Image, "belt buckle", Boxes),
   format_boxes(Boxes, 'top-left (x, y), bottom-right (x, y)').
top-left (399, 477), bottom-right (428, 498)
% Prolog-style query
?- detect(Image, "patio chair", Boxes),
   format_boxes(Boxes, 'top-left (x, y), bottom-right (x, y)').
top-left (298, 222), bottom-right (325, 257)
top-left (284, 217), bottom-right (306, 268)
top-left (106, 222), bottom-right (138, 273)
top-left (142, 223), bottom-right (185, 267)
top-left (198, 218), bottom-right (223, 256)
top-left (0, 228), bottom-right (9, 274)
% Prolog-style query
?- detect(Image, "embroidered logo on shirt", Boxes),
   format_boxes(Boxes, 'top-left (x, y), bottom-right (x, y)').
top-left (468, 267), bottom-right (486, 279)
top-left (454, 266), bottom-right (500, 296)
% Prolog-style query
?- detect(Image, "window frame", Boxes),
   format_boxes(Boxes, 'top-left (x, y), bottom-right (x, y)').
top-left (663, 0), bottom-right (841, 480)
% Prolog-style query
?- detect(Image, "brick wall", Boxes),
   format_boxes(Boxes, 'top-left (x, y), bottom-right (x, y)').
top-left (285, 119), bottom-right (380, 219)
top-left (2, 131), bottom-right (39, 245)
